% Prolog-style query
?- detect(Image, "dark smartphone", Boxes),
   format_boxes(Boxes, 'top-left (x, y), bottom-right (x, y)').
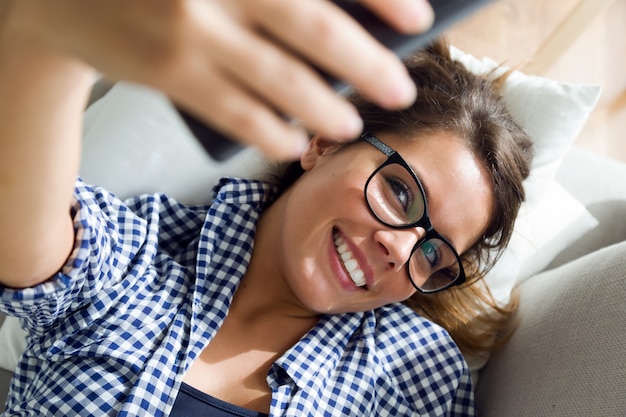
top-left (177, 0), bottom-right (495, 161)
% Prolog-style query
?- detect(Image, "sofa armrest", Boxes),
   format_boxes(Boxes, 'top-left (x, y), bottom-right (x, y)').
top-left (475, 240), bottom-right (626, 416)
top-left (0, 368), bottom-right (10, 413)
top-left (550, 147), bottom-right (626, 269)
top-left (557, 147), bottom-right (626, 206)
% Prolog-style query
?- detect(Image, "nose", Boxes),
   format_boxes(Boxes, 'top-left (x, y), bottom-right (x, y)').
top-left (374, 226), bottom-right (426, 271)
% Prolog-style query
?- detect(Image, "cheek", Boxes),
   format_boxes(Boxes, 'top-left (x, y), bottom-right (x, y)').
top-left (378, 276), bottom-right (417, 305)
top-left (276, 203), bottom-right (339, 312)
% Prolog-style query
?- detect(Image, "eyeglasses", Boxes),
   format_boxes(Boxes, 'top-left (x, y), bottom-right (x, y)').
top-left (362, 132), bottom-right (466, 293)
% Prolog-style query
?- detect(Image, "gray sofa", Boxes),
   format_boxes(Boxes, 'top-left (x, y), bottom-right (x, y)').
top-left (475, 148), bottom-right (626, 415)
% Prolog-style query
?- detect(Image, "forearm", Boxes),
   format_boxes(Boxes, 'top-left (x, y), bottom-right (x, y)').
top-left (0, 9), bottom-right (96, 287)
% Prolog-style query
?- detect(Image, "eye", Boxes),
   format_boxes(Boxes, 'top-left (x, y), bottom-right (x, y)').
top-left (419, 240), bottom-right (441, 270)
top-left (385, 176), bottom-right (414, 215)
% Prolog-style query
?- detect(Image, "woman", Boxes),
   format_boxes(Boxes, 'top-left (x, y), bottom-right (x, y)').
top-left (0, 7), bottom-right (532, 417)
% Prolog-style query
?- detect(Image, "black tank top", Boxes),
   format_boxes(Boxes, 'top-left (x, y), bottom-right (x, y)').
top-left (169, 383), bottom-right (269, 417)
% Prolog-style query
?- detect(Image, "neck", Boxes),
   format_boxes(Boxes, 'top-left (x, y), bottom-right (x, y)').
top-left (230, 189), bottom-right (319, 327)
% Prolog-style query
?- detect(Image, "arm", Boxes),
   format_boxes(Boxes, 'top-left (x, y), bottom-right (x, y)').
top-left (1, 0), bottom-right (431, 159)
top-left (0, 0), bottom-right (432, 287)
top-left (0, 4), bottom-right (95, 288)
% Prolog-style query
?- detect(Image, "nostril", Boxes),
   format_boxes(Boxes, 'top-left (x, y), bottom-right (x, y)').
top-left (379, 242), bottom-right (390, 256)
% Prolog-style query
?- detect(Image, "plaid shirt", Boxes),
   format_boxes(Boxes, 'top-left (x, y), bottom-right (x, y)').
top-left (0, 178), bottom-right (475, 416)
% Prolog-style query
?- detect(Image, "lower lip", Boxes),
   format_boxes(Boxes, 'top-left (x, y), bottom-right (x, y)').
top-left (328, 229), bottom-right (363, 292)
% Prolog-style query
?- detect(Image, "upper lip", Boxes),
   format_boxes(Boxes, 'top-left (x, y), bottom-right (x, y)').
top-left (334, 227), bottom-right (375, 289)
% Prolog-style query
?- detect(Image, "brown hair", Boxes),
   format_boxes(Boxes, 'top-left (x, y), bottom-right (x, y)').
top-left (275, 39), bottom-right (533, 358)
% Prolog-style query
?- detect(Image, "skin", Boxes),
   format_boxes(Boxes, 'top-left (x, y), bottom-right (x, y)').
top-left (0, 0), bottom-right (433, 287)
top-left (183, 132), bottom-right (494, 412)
top-left (0, 0), bottom-right (432, 160)
top-left (0, 1), bottom-right (478, 413)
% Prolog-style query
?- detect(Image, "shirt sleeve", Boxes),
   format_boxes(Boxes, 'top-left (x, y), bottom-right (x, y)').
top-left (0, 178), bottom-right (156, 332)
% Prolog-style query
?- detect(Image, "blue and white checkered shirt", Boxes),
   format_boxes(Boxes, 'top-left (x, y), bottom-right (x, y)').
top-left (0, 177), bottom-right (475, 416)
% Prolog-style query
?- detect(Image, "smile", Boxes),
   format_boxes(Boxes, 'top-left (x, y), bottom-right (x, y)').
top-left (333, 229), bottom-right (367, 288)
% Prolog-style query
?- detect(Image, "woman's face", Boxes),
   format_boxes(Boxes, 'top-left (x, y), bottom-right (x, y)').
top-left (276, 131), bottom-right (493, 315)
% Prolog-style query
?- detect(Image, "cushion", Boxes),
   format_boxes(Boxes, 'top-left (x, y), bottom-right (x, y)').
top-left (0, 316), bottom-right (25, 372)
top-left (549, 147), bottom-right (626, 270)
top-left (449, 46), bottom-right (601, 303)
top-left (475, 240), bottom-right (626, 416)
top-left (449, 47), bottom-right (600, 379)
top-left (483, 180), bottom-right (598, 302)
top-left (0, 46), bottom-right (601, 373)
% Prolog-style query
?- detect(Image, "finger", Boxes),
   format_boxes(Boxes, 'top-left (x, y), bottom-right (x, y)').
top-left (194, 1), bottom-right (364, 141)
top-left (172, 68), bottom-right (310, 161)
top-left (251, 0), bottom-right (417, 110)
top-left (214, 27), bottom-right (364, 141)
top-left (359, 0), bottom-right (434, 33)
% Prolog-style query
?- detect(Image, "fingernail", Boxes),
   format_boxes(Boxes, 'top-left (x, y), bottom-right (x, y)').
top-left (289, 130), bottom-right (311, 158)
top-left (341, 110), bottom-right (364, 139)
top-left (411, 1), bottom-right (435, 32)
top-left (385, 75), bottom-right (417, 109)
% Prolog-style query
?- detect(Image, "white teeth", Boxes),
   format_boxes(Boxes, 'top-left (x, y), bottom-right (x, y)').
top-left (333, 231), bottom-right (367, 288)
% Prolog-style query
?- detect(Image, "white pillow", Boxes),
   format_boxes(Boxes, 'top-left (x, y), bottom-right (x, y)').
top-left (467, 181), bottom-right (599, 382)
top-left (0, 46), bottom-right (601, 373)
top-left (0, 316), bottom-right (26, 372)
top-left (450, 47), bottom-right (601, 201)
top-left (450, 47), bottom-right (600, 380)
top-left (483, 181), bottom-right (598, 303)
top-left (449, 46), bottom-right (601, 300)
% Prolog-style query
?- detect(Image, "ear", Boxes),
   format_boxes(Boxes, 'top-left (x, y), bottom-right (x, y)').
top-left (300, 134), bottom-right (344, 171)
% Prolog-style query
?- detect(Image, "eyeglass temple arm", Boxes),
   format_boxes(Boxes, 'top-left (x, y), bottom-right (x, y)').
top-left (360, 132), bottom-right (395, 157)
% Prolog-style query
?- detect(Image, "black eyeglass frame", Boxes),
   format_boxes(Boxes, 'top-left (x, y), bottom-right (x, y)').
top-left (361, 132), bottom-right (467, 293)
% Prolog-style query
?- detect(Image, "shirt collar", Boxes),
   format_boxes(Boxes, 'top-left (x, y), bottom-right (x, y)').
top-left (211, 177), bottom-right (278, 206)
top-left (273, 311), bottom-right (376, 389)
top-left (192, 177), bottom-right (278, 339)
top-left (201, 179), bottom-right (380, 390)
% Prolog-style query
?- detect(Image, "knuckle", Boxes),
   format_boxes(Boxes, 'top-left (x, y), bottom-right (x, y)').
top-left (307, 12), bottom-right (340, 49)
top-left (227, 110), bottom-right (296, 160)
top-left (263, 60), bottom-right (306, 97)
top-left (241, 53), bottom-right (305, 103)
top-left (360, 49), bottom-right (398, 81)
top-left (227, 106), bottom-right (269, 140)
top-left (129, 2), bottom-right (190, 78)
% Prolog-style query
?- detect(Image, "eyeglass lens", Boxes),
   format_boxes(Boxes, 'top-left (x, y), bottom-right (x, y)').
top-left (365, 162), bottom-right (461, 292)
top-left (408, 239), bottom-right (461, 292)
top-left (366, 162), bottom-right (425, 225)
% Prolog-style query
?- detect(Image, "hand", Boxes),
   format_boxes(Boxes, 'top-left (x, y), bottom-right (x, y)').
top-left (7, 0), bottom-right (434, 159)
